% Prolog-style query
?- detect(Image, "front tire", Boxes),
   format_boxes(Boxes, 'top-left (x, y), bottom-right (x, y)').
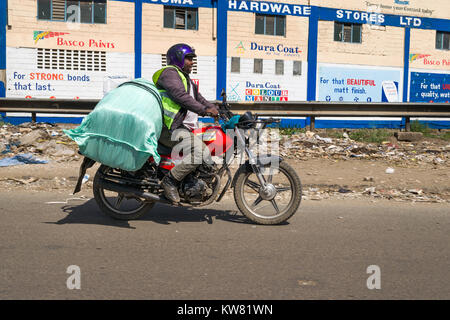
top-left (93, 165), bottom-right (155, 220)
top-left (233, 161), bottom-right (302, 225)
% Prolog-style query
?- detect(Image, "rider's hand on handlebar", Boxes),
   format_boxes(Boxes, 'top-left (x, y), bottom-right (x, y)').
top-left (205, 107), bottom-right (219, 117)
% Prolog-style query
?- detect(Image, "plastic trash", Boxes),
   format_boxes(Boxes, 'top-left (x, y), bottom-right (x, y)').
top-left (0, 153), bottom-right (48, 167)
top-left (385, 167), bottom-right (395, 174)
top-left (81, 174), bottom-right (90, 184)
top-left (315, 135), bottom-right (333, 144)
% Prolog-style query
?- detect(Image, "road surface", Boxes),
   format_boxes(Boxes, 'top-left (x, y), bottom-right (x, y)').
top-left (0, 191), bottom-right (449, 300)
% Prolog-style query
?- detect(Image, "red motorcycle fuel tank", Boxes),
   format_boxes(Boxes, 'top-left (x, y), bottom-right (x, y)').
top-left (155, 125), bottom-right (233, 171)
top-left (192, 125), bottom-right (233, 157)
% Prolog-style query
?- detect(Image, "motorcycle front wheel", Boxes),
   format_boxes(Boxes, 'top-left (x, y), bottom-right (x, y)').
top-left (93, 165), bottom-right (155, 220)
top-left (233, 161), bottom-right (302, 225)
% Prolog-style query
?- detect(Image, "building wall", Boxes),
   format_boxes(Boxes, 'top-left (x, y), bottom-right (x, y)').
top-left (227, 58), bottom-right (308, 102)
top-left (226, 2), bottom-right (310, 102)
top-left (313, 0), bottom-right (450, 103)
top-left (5, 0), bottom-right (135, 99)
top-left (316, 20), bottom-right (405, 103)
top-left (408, 27), bottom-right (450, 102)
top-left (6, 0), bottom-right (134, 51)
top-left (141, 4), bottom-right (217, 56)
top-left (227, 12), bottom-right (309, 60)
top-left (410, 28), bottom-right (450, 71)
top-left (141, 3), bottom-right (217, 100)
top-left (2, 0), bottom-right (449, 103)
top-left (317, 22), bottom-right (404, 67)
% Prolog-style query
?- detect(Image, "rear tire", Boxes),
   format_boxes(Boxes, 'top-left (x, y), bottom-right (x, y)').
top-left (93, 165), bottom-right (155, 220)
top-left (233, 161), bottom-right (302, 225)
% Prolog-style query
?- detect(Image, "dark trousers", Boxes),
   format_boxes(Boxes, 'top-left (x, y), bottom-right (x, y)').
top-left (159, 125), bottom-right (211, 181)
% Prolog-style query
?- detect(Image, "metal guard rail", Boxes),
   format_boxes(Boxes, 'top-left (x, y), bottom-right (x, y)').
top-left (1, 98), bottom-right (449, 131)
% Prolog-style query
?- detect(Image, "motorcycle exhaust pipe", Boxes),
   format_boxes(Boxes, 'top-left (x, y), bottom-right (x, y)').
top-left (99, 178), bottom-right (172, 204)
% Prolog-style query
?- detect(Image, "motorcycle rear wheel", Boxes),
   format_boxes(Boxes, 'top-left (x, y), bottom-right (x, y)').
top-left (93, 165), bottom-right (155, 220)
top-left (233, 161), bottom-right (302, 225)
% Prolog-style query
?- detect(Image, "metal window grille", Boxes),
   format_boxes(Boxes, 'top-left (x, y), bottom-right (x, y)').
top-left (37, 0), bottom-right (106, 23)
top-left (164, 6), bottom-right (198, 30)
top-left (37, 48), bottom-right (106, 71)
top-left (255, 14), bottom-right (285, 36)
top-left (52, 0), bottom-right (66, 21)
top-left (334, 22), bottom-right (362, 43)
top-left (293, 61), bottom-right (302, 76)
top-left (231, 57), bottom-right (240, 73)
top-left (275, 60), bottom-right (284, 75)
top-left (436, 31), bottom-right (450, 50)
top-left (254, 59), bottom-right (263, 74)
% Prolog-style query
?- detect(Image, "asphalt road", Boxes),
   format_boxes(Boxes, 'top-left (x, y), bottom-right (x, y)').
top-left (0, 191), bottom-right (449, 300)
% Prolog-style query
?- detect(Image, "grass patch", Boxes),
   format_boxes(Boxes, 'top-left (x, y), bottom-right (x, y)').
top-left (323, 129), bottom-right (345, 139)
top-left (411, 120), bottom-right (450, 141)
top-left (278, 126), bottom-right (306, 136)
top-left (348, 129), bottom-right (392, 144)
top-left (442, 132), bottom-right (450, 141)
top-left (411, 120), bottom-right (432, 136)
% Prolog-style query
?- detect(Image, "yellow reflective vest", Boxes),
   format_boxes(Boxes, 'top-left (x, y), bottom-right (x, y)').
top-left (152, 66), bottom-right (188, 130)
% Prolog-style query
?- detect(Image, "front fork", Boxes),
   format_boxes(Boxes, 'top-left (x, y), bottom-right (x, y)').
top-left (234, 128), bottom-right (267, 187)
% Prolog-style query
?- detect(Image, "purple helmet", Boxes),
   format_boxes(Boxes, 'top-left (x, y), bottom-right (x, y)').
top-left (166, 43), bottom-right (196, 69)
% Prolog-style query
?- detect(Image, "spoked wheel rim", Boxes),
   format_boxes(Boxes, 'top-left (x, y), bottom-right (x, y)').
top-left (97, 168), bottom-right (148, 216)
top-left (240, 166), bottom-right (296, 220)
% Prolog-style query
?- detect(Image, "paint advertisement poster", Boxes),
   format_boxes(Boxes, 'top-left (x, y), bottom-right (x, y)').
top-left (227, 80), bottom-right (290, 102)
top-left (317, 65), bottom-right (402, 102)
top-left (409, 72), bottom-right (450, 103)
top-left (7, 69), bottom-right (103, 99)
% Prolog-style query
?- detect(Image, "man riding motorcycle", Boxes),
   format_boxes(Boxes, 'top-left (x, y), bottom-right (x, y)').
top-left (153, 43), bottom-right (219, 203)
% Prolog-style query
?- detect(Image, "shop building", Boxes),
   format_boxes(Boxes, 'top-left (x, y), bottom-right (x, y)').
top-left (0, 0), bottom-right (449, 108)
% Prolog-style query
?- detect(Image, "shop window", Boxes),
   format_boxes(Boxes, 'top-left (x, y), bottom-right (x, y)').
top-left (37, 0), bottom-right (106, 23)
top-left (161, 54), bottom-right (198, 74)
top-left (231, 57), bottom-right (240, 73)
top-left (37, 0), bottom-right (52, 20)
top-left (164, 6), bottom-right (198, 30)
top-left (334, 22), bottom-right (362, 43)
top-left (293, 61), bottom-right (302, 76)
top-left (254, 59), bottom-right (263, 74)
top-left (436, 31), bottom-right (450, 50)
top-left (37, 48), bottom-right (106, 71)
top-left (255, 14), bottom-right (285, 36)
top-left (275, 60), bottom-right (284, 75)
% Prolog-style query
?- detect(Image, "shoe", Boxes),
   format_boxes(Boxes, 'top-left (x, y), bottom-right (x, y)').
top-left (161, 172), bottom-right (180, 203)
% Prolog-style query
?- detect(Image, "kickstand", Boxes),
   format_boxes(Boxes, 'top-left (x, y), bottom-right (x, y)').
top-left (73, 157), bottom-right (96, 194)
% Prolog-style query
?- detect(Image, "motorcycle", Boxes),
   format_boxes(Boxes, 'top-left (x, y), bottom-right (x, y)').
top-left (72, 91), bottom-right (302, 225)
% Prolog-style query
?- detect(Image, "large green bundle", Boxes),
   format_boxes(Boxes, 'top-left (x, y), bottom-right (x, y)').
top-left (64, 78), bottom-right (163, 171)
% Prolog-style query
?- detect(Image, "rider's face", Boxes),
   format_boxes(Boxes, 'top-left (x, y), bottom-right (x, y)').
top-left (183, 57), bottom-right (194, 74)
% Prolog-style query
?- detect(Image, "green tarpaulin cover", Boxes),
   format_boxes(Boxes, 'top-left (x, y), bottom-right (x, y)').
top-left (64, 78), bottom-right (163, 171)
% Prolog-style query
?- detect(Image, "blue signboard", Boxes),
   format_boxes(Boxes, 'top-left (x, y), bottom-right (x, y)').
top-left (228, 0), bottom-right (311, 16)
top-left (318, 7), bottom-right (450, 31)
top-left (410, 72), bottom-right (450, 103)
top-left (224, 1), bottom-right (450, 31)
top-left (317, 65), bottom-right (402, 102)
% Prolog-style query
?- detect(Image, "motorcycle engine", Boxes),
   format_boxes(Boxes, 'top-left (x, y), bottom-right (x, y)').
top-left (180, 174), bottom-right (208, 202)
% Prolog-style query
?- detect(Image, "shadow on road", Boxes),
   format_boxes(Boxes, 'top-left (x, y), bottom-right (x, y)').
top-left (45, 198), bottom-right (252, 228)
